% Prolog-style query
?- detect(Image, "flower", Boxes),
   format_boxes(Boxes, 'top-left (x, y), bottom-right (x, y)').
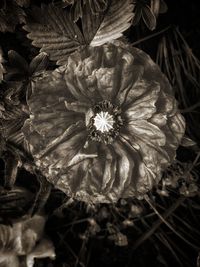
top-left (23, 41), bottom-right (185, 203)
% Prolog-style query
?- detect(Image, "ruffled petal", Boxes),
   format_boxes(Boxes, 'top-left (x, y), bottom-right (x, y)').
top-left (29, 70), bottom-right (75, 112)
top-left (124, 82), bottom-right (160, 120)
top-left (34, 122), bottom-right (87, 173)
top-left (127, 120), bottom-right (166, 146)
top-left (23, 41), bottom-right (185, 203)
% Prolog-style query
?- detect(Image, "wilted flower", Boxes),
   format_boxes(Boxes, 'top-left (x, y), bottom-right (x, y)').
top-left (23, 41), bottom-right (185, 204)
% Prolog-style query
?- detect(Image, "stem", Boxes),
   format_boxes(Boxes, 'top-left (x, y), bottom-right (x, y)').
top-left (131, 26), bottom-right (171, 46)
top-left (132, 196), bottom-right (185, 250)
top-left (144, 195), bottom-right (200, 251)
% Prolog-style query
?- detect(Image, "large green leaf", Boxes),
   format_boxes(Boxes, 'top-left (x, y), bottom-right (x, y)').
top-left (23, 1), bottom-right (134, 65)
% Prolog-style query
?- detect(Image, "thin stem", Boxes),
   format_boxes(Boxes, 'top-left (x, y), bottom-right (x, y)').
top-left (131, 26), bottom-right (171, 46)
top-left (132, 196), bottom-right (185, 250)
top-left (144, 195), bottom-right (200, 251)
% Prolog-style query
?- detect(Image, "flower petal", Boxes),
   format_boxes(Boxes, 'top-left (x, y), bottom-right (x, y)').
top-left (111, 140), bottom-right (135, 198)
top-left (64, 101), bottom-right (90, 113)
top-left (127, 120), bottom-right (166, 146)
top-left (124, 82), bottom-right (160, 120)
top-left (26, 238), bottom-right (55, 267)
top-left (101, 145), bottom-right (117, 192)
top-left (28, 70), bottom-right (75, 113)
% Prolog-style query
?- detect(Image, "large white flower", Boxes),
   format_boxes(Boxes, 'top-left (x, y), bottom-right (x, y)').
top-left (23, 41), bottom-right (185, 203)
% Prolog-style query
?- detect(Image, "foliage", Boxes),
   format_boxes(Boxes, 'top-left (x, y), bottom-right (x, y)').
top-left (23, 0), bottom-right (134, 65)
top-left (0, 0), bottom-right (200, 266)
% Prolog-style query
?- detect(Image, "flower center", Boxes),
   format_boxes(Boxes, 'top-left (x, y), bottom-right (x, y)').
top-left (93, 111), bottom-right (114, 133)
top-left (87, 100), bottom-right (123, 144)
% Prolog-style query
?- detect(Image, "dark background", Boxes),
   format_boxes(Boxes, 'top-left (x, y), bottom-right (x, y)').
top-left (0, 1), bottom-right (200, 267)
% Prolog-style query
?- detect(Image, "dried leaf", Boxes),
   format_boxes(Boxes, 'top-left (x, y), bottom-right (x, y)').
top-left (108, 232), bottom-right (128, 246)
top-left (29, 52), bottom-right (49, 76)
top-left (180, 136), bottom-right (197, 147)
top-left (23, 4), bottom-right (86, 65)
top-left (142, 5), bottom-right (156, 31)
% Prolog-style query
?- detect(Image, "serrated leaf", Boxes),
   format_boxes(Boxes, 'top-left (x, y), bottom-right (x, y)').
top-left (88, 0), bottom-right (108, 14)
top-left (142, 4), bottom-right (156, 31)
top-left (68, 0), bottom-right (108, 21)
top-left (23, 4), bottom-right (86, 65)
top-left (88, 0), bottom-right (134, 46)
top-left (71, 0), bottom-right (83, 22)
top-left (24, 1), bottom-right (134, 65)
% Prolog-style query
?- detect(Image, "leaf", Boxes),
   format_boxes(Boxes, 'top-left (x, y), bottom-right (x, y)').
top-left (159, 0), bottom-right (168, 13)
top-left (68, 0), bottom-right (108, 21)
top-left (132, 5), bottom-right (142, 26)
top-left (180, 136), bottom-right (197, 147)
top-left (88, 0), bottom-right (108, 14)
top-left (0, 47), bottom-right (5, 82)
top-left (71, 0), bottom-right (83, 22)
top-left (142, 5), bottom-right (156, 31)
top-left (108, 232), bottom-right (128, 246)
top-left (15, 0), bottom-right (30, 7)
top-left (23, 4), bottom-right (86, 65)
top-left (23, 0), bottom-right (133, 65)
top-left (151, 0), bottom-right (168, 16)
top-left (150, 0), bottom-right (160, 17)
top-left (29, 52), bottom-right (49, 76)
top-left (24, 1), bottom-right (134, 65)
top-left (8, 50), bottom-right (29, 73)
top-left (88, 0), bottom-right (134, 46)
top-left (26, 238), bottom-right (56, 267)
top-left (0, 1), bottom-right (25, 32)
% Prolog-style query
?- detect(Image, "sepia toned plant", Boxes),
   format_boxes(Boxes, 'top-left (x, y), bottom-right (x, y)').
top-left (132, 0), bottom-right (168, 30)
top-left (0, 214), bottom-right (55, 267)
top-left (22, 41), bottom-right (185, 203)
top-left (1, 0), bottom-right (200, 266)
